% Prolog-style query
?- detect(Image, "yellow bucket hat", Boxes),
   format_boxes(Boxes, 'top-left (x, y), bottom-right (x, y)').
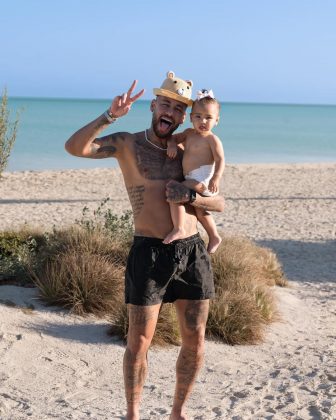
top-left (153, 71), bottom-right (193, 106)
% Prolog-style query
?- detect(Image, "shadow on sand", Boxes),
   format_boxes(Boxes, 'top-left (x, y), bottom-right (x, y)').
top-left (257, 239), bottom-right (336, 283)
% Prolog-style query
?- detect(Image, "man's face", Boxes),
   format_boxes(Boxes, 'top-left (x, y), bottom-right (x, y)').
top-left (150, 96), bottom-right (187, 138)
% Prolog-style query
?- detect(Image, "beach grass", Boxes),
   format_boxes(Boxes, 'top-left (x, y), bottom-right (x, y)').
top-left (0, 211), bottom-right (287, 346)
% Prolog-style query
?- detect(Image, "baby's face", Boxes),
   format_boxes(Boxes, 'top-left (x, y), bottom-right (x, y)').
top-left (190, 102), bottom-right (219, 135)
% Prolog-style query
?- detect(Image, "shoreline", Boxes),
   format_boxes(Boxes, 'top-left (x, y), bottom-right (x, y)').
top-left (5, 161), bottom-right (336, 175)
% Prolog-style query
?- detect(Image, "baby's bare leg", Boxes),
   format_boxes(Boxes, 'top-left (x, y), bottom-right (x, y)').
top-left (163, 180), bottom-right (203, 244)
top-left (182, 179), bottom-right (207, 195)
top-left (163, 203), bottom-right (186, 244)
top-left (195, 208), bottom-right (222, 253)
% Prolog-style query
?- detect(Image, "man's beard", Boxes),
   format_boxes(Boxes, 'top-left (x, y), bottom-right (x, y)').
top-left (151, 114), bottom-right (180, 138)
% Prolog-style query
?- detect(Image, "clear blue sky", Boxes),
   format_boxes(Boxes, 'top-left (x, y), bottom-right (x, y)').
top-left (1, 0), bottom-right (336, 104)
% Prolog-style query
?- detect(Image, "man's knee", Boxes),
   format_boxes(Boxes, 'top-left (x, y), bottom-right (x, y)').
top-left (127, 333), bottom-right (152, 356)
top-left (181, 328), bottom-right (206, 352)
top-left (182, 301), bottom-right (208, 332)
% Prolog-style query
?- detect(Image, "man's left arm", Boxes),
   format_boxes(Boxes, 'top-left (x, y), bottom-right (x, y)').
top-left (166, 180), bottom-right (225, 212)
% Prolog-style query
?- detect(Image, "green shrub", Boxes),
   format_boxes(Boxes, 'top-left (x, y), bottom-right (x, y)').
top-left (0, 228), bottom-right (44, 284)
top-left (76, 197), bottom-right (133, 243)
top-left (0, 89), bottom-right (20, 177)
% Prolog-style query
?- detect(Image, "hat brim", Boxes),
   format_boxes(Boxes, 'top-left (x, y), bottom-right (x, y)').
top-left (153, 88), bottom-right (193, 106)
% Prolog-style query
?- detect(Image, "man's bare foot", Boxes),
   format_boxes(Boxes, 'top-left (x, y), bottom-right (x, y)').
top-left (207, 234), bottom-right (222, 253)
top-left (126, 413), bottom-right (140, 420)
top-left (169, 411), bottom-right (188, 420)
top-left (163, 228), bottom-right (185, 244)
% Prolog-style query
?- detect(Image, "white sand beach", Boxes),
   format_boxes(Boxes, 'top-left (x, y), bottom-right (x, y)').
top-left (0, 163), bottom-right (335, 419)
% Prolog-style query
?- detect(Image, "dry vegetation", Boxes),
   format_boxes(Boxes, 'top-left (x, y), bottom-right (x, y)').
top-left (0, 206), bottom-right (288, 346)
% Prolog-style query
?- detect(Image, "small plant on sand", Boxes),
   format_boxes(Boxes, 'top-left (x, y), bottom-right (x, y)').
top-left (77, 198), bottom-right (134, 244)
top-left (0, 228), bottom-right (44, 284)
top-left (0, 89), bottom-right (20, 177)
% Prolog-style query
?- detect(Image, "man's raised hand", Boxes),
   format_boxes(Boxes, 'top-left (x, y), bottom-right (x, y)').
top-left (109, 80), bottom-right (145, 118)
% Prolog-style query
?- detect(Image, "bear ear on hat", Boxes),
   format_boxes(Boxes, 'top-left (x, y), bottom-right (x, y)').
top-left (186, 80), bottom-right (193, 87)
top-left (167, 71), bottom-right (175, 79)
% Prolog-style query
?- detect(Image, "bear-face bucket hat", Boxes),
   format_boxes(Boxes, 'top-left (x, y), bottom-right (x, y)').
top-left (153, 71), bottom-right (193, 106)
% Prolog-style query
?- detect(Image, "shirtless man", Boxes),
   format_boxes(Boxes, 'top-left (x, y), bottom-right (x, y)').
top-left (65, 75), bottom-right (224, 420)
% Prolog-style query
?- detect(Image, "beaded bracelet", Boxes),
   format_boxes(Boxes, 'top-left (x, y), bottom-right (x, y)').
top-left (103, 110), bottom-right (118, 123)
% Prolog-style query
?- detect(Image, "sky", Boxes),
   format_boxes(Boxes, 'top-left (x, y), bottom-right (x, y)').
top-left (1, 0), bottom-right (336, 104)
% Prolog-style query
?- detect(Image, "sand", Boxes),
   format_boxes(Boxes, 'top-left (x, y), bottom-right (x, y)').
top-left (0, 164), bottom-right (335, 419)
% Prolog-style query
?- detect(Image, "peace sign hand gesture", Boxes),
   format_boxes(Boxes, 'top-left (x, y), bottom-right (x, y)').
top-left (108, 80), bottom-right (145, 118)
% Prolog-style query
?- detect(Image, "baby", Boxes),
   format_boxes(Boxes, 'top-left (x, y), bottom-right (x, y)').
top-left (163, 89), bottom-right (225, 253)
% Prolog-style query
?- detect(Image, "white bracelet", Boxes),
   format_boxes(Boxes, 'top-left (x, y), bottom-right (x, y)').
top-left (103, 110), bottom-right (118, 123)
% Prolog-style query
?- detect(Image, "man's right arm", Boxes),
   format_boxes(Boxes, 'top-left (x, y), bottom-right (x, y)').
top-left (65, 80), bottom-right (144, 159)
top-left (65, 113), bottom-right (126, 159)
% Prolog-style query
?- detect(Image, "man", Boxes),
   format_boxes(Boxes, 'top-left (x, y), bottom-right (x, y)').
top-left (65, 72), bottom-right (224, 420)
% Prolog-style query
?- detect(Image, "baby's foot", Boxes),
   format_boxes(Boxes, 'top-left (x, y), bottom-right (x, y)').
top-left (163, 228), bottom-right (185, 244)
top-left (207, 235), bottom-right (222, 254)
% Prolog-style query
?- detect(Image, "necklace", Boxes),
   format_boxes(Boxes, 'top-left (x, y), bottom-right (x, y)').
top-left (144, 130), bottom-right (167, 151)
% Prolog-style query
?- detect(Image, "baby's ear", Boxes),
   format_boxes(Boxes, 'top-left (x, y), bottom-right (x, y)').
top-left (186, 80), bottom-right (193, 87)
top-left (167, 71), bottom-right (175, 79)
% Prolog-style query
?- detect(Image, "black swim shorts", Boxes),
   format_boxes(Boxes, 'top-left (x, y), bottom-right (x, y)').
top-left (125, 233), bottom-right (215, 305)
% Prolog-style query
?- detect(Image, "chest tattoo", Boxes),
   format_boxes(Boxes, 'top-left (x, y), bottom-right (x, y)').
top-left (126, 185), bottom-right (145, 217)
top-left (134, 138), bottom-right (184, 181)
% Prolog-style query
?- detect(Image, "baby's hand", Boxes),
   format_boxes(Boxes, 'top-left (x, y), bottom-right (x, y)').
top-left (167, 141), bottom-right (178, 159)
top-left (208, 176), bottom-right (219, 193)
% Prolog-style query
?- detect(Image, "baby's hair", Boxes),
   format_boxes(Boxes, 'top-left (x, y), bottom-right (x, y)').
top-left (192, 96), bottom-right (221, 113)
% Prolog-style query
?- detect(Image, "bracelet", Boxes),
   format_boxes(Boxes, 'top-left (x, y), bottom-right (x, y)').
top-left (103, 110), bottom-right (118, 123)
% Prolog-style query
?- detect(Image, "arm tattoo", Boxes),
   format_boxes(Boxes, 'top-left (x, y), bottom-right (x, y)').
top-left (126, 185), bottom-right (145, 218)
top-left (90, 133), bottom-right (125, 158)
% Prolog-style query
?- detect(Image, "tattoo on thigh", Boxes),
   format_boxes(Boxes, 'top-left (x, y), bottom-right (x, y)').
top-left (184, 301), bottom-right (209, 330)
top-left (129, 306), bottom-right (157, 326)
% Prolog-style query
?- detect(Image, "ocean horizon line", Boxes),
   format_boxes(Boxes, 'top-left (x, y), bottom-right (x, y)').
top-left (8, 95), bottom-right (336, 108)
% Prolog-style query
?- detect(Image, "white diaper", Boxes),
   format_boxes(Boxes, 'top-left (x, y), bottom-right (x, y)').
top-left (185, 164), bottom-right (217, 196)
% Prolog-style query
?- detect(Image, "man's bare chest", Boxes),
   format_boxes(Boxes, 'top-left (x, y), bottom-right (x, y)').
top-left (133, 139), bottom-right (184, 181)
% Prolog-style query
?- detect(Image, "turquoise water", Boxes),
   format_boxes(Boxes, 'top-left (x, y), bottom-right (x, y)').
top-left (6, 97), bottom-right (336, 172)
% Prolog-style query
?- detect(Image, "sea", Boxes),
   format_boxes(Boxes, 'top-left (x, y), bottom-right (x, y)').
top-left (5, 97), bottom-right (336, 172)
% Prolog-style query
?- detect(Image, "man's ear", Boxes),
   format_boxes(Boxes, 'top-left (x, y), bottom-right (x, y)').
top-left (150, 99), bottom-right (156, 112)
